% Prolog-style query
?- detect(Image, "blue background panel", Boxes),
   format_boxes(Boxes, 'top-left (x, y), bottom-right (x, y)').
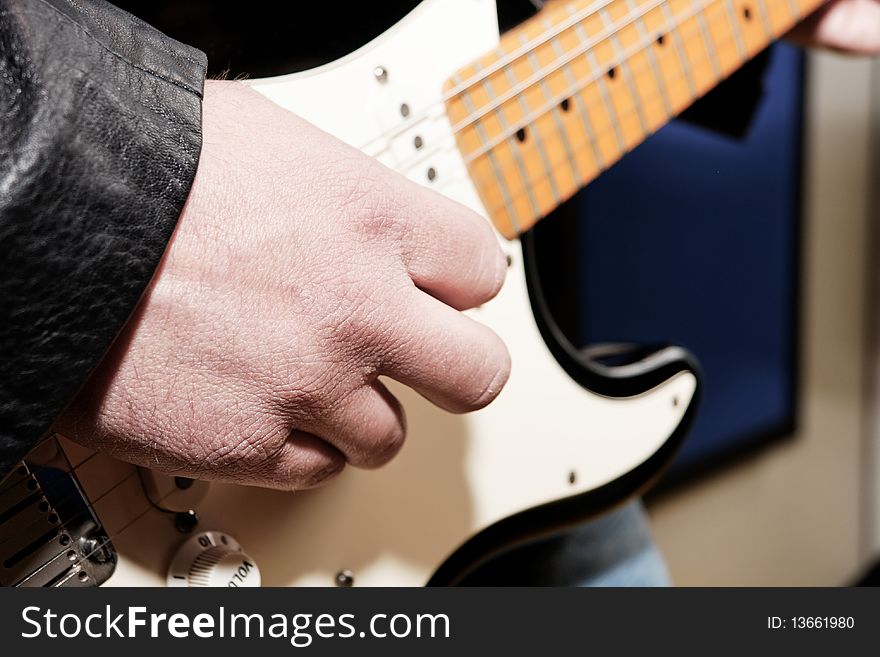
top-left (540, 45), bottom-right (804, 476)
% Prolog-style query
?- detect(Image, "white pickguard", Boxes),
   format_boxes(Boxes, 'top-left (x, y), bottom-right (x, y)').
top-left (54, 0), bottom-right (696, 587)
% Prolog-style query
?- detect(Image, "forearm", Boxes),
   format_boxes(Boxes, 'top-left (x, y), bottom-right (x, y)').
top-left (0, 0), bottom-right (207, 475)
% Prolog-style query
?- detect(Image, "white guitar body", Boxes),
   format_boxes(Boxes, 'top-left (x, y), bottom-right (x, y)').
top-left (3, 0), bottom-right (697, 587)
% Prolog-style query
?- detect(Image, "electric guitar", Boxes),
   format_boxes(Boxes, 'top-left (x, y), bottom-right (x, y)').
top-left (1, 0), bottom-right (819, 587)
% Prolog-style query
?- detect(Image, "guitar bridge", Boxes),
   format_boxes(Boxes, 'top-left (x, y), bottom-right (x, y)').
top-left (0, 436), bottom-right (116, 587)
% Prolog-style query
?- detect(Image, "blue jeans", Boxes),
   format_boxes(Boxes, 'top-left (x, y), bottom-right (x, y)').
top-left (459, 501), bottom-right (670, 586)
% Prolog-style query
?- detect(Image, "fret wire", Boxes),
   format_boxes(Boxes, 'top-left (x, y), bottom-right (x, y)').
top-left (722, 0), bottom-right (749, 57)
top-left (510, 33), bottom-right (562, 204)
top-left (564, 5), bottom-right (605, 169)
top-left (573, 14), bottom-right (627, 152)
top-left (541, 18), bottom-right (599, 181)
top-left (444, 0), bottom-right (620, 99)
top-left (523, 34), bottom-right (575, 195)
top-left (695, 4), bottom-right (723, 78)
top-left (476, 63), bottom-right (543, 221)
top-left (754, 0), bottom-right (775, 38)
top-left (450, 0), bottom-right (670, 135)
top-left (460, 2), bottom-right (763, 214)
top-left (600, 6), bottom-right (650, 133)
top-left (544, 17), bottom-right (593, 177)
top-left (446, 0), bottom-right (820, 229)
top-left (626, 0), bottom-right (672, 117)
top-left (662, 2), bottom-right (698, 97)
top-left (365, 0), bottom-right (621, 153)
top-left (785, 0), bottom-right (802, 20)
top-left (549, 11), bottom-right (604, 169)
top-left (446, 1), bottom-right (820, 215)
top-left (460, 0), bottom-right (797, 173)
top-left (463, 0), bottom-right (725, 164)
top-left (369, 0), bottom-right (811, 157)
top-left (460, 0), bottom-right (811, 168)
top-left (456, 72), bottom-right (523, 233)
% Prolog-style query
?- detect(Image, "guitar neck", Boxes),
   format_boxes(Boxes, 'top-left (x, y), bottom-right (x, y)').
top-left (444, 0), bottom-right (825, 238)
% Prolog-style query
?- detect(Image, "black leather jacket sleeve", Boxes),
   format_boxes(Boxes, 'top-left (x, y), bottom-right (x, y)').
top-left (0, 0), bottom-right (207, 477)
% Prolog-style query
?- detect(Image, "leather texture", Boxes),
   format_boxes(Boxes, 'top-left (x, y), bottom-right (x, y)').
top-left (0, 0), bottom-right (207, 477)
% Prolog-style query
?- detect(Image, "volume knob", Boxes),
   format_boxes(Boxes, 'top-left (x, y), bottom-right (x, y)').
top-left (167, 531), bottom-right (260, 587)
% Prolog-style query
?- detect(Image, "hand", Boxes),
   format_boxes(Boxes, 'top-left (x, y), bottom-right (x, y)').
top-left (56, 80), bottom-right (510, 490)
top-left (788, 0), bottom-right (880, 54)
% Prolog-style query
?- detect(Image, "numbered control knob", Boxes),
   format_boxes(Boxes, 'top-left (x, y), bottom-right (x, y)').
top-left (167, 531), bottom-right (260, 587)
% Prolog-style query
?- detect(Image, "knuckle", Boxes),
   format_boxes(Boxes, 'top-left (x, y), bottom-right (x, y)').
top-left (327, 289), bottom-right (383, 348)
top-left (337, 169), bottom-right (410, 244)
top-left (274, 370), bottom-right (339, 419)
top-left (320, 276), bottom-right (410, 365)
top-left (270, 353), bottom-right (368, 423)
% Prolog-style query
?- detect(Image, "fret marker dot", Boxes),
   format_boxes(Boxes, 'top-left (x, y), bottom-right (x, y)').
top-left (400, 103), bottom-right (410, 117)
top-left (560, 98), bottom-right (571, 113)
top-left (743, 6), bottom-right (752, 20)
top-left (516, 127), bottom-right (527, 143)
top-left (414, 135), bottom-right (423, 149)
top-left (427, 167), bottom-right (437, 182)
top-left (607, 67), bottom-right (616, 80)
top-left (656, 34), bottom-right (665, 46)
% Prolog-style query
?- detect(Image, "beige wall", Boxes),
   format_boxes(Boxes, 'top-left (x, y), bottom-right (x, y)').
top-left (864, 54), bottom-right (880, 562)
top-left (647, 52), bottom-right (877, 586)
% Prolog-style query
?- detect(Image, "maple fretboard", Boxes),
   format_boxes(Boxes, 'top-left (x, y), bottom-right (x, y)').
top-left (444, 0), bottom-right (824, 238)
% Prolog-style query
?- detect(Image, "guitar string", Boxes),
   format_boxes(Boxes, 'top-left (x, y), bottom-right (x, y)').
top-left (5, 472), bottom-right (145, 587)
top-left (0, 442), bottom-right (106, 536)
top-left (0, 463), bottom-right (141, 554)
top-left (390, 0), bottom-right (739, 178)
top-left (408, 0), bottom-right (783, 205)
top-left (56, 482), bottom-right (188, 587)
top-left (459, 0), bottom-right (757, 162)
top-left (1, 425), bottom-right (206, 557)
top-left (0, 440), bottom-right (112, 526)
top-left (441, 0), bottom-right (785, 102)
top-left (16, 471), bottom-right (178, 587)
top-left (359, 0), bottom-right (626, 150)
top-left (378, 0), bottom-right (782, 192)
top-left (444, 0), bottom-right (620, 97)
top-left (449, 0), bottom-right (674, 135)
top-left (0, 444), bottom-right (167, 554)
top-left (360, 0), bottom-right (774, 153)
